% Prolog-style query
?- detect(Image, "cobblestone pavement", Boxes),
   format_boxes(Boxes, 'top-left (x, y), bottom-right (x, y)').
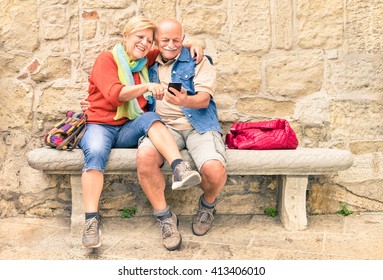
top-left (0, 212), bottom-right (383, 260)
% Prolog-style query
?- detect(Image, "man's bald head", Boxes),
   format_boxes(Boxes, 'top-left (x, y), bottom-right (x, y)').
top-left (157, 18), bottom-right (184, 38)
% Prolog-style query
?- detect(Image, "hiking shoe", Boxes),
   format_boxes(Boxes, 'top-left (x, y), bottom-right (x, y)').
top-left (158, 213), bottom-right (182, 251)
top-left (192, 202), bottom-right (216, 236)
top-left (171, 161), bottom-right (201, 190)
top-left (82, 217), bottom-right (101, 248)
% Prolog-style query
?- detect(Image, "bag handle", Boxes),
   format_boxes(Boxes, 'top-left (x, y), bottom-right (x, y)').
top-left (56, 114), bottom-right (88, 151)
top-left (56, 124), bottom-right (86, 150)
top-left (69, 125), bottom-right (87, 151)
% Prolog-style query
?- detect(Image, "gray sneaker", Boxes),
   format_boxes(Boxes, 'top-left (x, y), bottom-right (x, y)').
top-left (158, 213), bottom-right (182, 251)
top-left (171, 161), bottom-right (201, 190)
top-left (82, 217), bottom-right (101, 248)
top-left (192, 202), bottom-right (216, 236)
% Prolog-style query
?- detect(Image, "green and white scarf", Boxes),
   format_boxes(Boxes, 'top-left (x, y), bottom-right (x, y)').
top-left (113, 43), bottom-right (153, 120)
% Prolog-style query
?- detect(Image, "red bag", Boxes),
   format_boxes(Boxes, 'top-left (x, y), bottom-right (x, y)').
top-left (225, 119), bottom-right (298, 150)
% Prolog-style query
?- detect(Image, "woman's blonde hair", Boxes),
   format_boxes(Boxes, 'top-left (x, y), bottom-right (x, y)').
top-left (122, 16), bottom-right (157, 37)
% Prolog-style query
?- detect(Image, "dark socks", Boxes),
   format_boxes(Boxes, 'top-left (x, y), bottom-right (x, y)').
top-left (85, 212), bottom-right (99, 221)
top-left (170, 158), bottom-right (183, 171)
top-left (154, 206), bottom-right (172, 221)
top-left (157, 212), bottom-right (173, 221)
top-left (200, 196), bottom-right (216, 209)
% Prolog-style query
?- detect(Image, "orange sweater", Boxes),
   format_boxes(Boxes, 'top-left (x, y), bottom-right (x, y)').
top-left (85, 49), bottom-right (159, 125)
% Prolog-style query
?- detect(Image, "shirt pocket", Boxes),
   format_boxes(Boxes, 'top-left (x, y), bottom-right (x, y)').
top-left (175, 69), bottom-right (195, 82)
top-left (175, 70), bottom-right (195, 94)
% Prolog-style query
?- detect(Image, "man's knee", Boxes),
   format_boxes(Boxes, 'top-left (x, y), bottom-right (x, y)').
top-left (201, 160), bottom-right (226, 180)
top-left (136, 146), bottom-right (163, 169)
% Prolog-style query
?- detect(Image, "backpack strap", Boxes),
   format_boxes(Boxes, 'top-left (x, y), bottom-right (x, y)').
top-left (56, 115), bottom-right (87, 150)
top-left (56, 123), bottom-right (85, 150)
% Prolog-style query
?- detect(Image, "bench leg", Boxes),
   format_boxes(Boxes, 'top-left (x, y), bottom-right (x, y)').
top-left (278, 175), bottom-right (308, 231)
top-left (70, 175), bottom-right (84, 236)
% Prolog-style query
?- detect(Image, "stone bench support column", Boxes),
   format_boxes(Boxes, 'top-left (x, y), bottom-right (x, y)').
top-left (278, 175), bottom-right (308, 231)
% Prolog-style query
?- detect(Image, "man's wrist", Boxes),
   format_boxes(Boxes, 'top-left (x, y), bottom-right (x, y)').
top-left (182, 94), bottom-right (191, 108)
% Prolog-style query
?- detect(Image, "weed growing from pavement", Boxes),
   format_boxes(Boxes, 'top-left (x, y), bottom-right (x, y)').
top-left (121, 207), bottom-right (137, 218)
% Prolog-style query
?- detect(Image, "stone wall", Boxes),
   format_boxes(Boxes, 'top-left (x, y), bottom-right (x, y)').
top-left (1, 0), bottom-right (382, 218)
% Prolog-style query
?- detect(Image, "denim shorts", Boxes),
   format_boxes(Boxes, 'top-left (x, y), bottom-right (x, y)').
top-left (139, 128), bottom-right (227, 171)
top-left (79, 111), bottom-right (162, 172)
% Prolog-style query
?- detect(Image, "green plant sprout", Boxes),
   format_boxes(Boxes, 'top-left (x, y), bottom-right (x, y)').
top-left (121, 207), bottom-right (137, 218)
top-left (337, 204), bottom-right (353, 216)
top-left (264, 208), bottom-right (278, 217)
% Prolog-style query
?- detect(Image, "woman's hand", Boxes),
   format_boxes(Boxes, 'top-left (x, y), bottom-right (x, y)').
top-left (147, 83), bottom-right (166, 100)
top-left (189, 45), bottom-right (204, 64)
top-left (80, 100), bottom-right (90, 112)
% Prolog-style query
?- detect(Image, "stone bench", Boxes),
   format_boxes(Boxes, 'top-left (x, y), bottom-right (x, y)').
top-left (27, 147), bottom-right (353, 234)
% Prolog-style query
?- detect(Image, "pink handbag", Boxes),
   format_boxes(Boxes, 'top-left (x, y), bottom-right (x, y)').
top-left (225, 119), bottom-right (298, 150)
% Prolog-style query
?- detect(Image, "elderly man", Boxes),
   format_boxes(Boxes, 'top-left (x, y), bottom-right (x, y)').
top-left (136, 18), bottom-right (227, 251)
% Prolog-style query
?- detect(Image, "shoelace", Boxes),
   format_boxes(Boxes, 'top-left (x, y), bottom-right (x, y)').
top-left (159, 219), bottom-right (175, 238)
top-left (196, 208), bottom-right (215, 224)
top-left (179, 161), bottom-right (192, 172)
top-left (84, 219), bottom-right (98, 236)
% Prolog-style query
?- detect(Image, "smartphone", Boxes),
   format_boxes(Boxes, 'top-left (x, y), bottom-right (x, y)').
top-left (167, 82), bottom-right (182, 95)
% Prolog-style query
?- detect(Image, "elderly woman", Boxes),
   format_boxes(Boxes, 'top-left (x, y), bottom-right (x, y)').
top-left (79, 16), bottom-right (201, 248)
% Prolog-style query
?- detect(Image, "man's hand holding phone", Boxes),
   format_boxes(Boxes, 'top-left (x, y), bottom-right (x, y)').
top-left (166, 82), bottom-right (187, 106)
top-left (167, 82), bottom-right (182, 95)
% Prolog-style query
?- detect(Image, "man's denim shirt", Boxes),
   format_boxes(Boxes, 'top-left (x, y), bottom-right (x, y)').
top-left (148, 47), bottom-right (222, 135)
